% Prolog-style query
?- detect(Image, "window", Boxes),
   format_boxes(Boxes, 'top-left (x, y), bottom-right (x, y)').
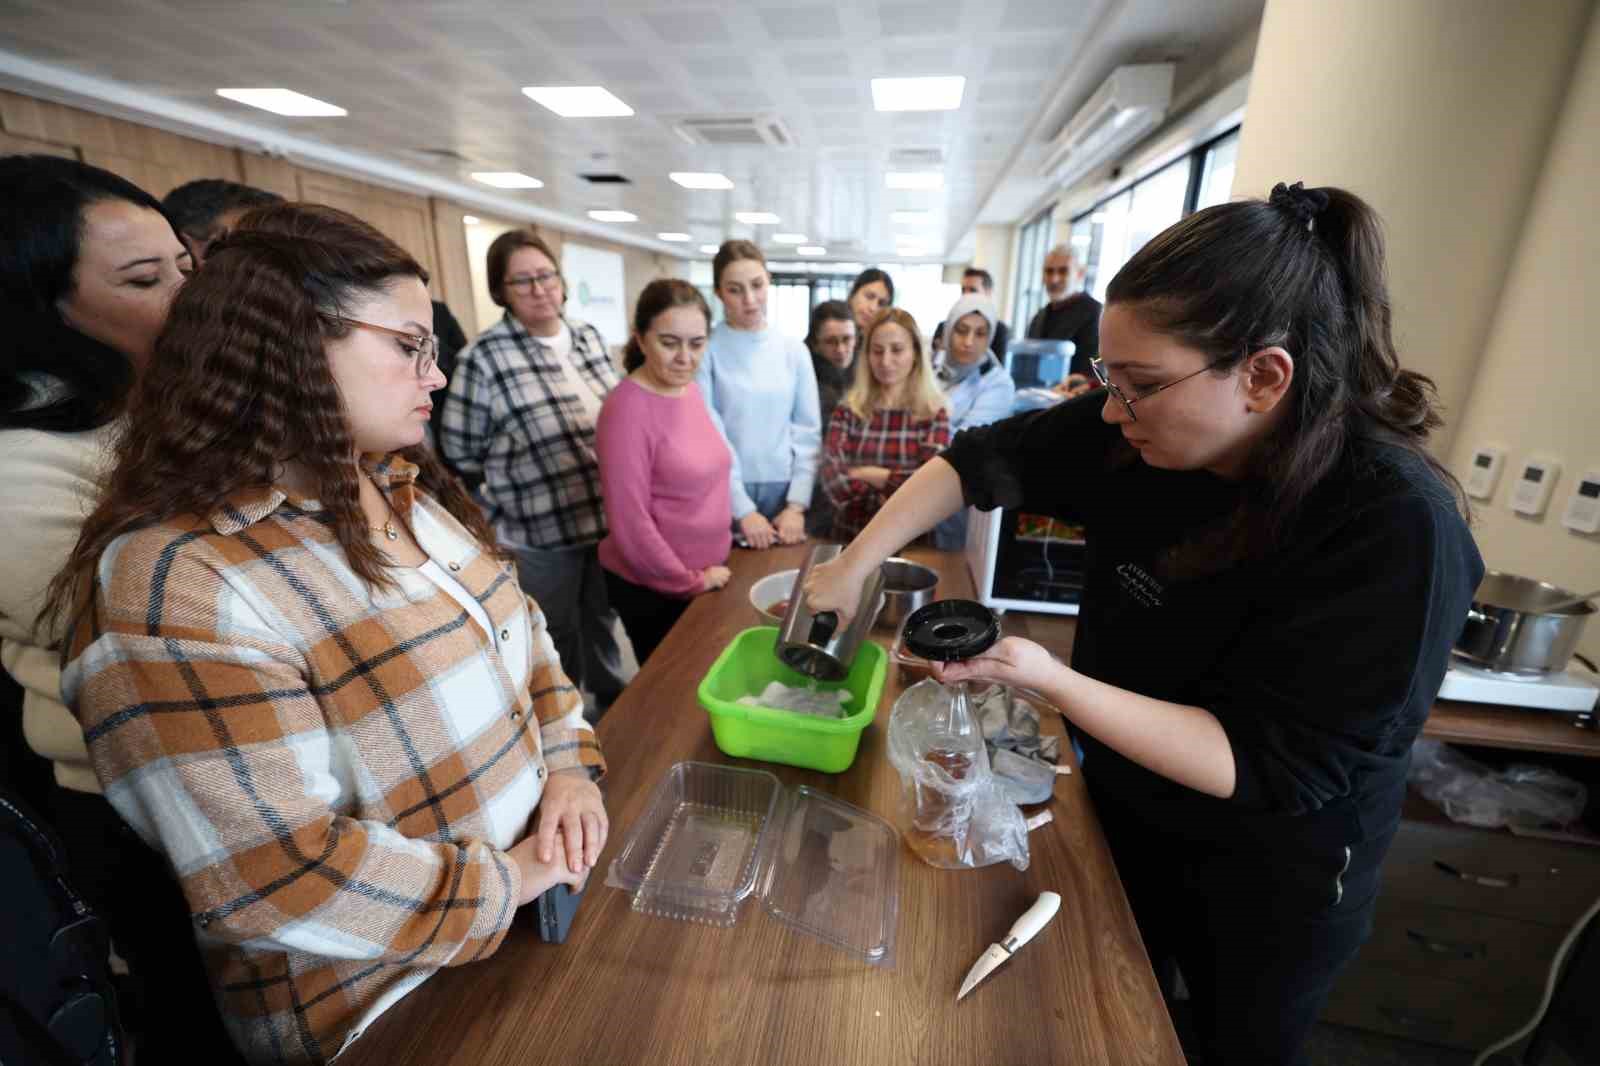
top-left (1010, 205), bottom-right (1055, 332)
top-left (1195, 129), bottom-right (1240, 210)
top-left (1069, 124), bottom-right (1241, 302)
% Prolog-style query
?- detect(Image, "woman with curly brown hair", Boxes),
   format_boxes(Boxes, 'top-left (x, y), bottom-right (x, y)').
top-left (45, 202), bottom-right (607, 1065)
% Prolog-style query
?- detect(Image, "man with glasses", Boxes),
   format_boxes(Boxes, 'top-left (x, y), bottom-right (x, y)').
top-left (439, 229), bottom-right (629, 720)
top-left (1027, 245), bottom-right (1101, 396)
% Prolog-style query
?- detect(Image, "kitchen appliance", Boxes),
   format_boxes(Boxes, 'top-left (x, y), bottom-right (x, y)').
top-left (1455, 571), bottom-right (1595, 675)
top-left (957, 892), bottom-right (1062, 1001)
top-left (965, 507), bottom-right (1085, 616)
top-left (1438, 659), bottom-right (1598, 716)
top-left (776, 544), bottom-right (885, 681)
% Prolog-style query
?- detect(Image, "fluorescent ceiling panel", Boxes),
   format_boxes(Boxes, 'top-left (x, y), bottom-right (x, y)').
top-left (471, 171), bottom-right (544, 189)
top-left (522, 85), bottom-right (634, 118)
top-left (871, 76), bottom-right (965, 112)
top-left (215, 88), bottom-right (346, 116)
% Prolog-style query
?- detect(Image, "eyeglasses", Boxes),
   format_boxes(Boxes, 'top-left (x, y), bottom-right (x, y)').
top-left (324, 315), bottom-right (439, 379)
top-left (503, 271), bottom-right (562, 293)
top-left (1090, 356), bottom-right (1228, 423)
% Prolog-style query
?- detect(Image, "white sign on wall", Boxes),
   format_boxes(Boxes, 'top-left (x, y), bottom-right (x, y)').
top-left (560, 241), bottom-right (628, 345)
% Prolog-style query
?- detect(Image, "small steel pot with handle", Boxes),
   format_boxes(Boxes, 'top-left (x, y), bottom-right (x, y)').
top-left (1455, 571), bottom-right (1595, 675)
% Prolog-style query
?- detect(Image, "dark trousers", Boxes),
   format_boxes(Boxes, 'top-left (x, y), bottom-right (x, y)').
top-left (1099, 800), bottom-right (1393, 1066)
top-left (513, 544), bottom-right (630, 718)
top-left (45, 785), bottom-right (243, 1064)
top-left (603, 569), bottom-right (690, 667)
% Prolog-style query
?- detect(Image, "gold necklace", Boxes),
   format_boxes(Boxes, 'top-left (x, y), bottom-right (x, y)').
top-left (367, 477), bottom-right (401, 541)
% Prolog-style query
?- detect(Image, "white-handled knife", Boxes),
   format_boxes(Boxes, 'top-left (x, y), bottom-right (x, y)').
top-left (957, 891), bottom-right (1062, 1001)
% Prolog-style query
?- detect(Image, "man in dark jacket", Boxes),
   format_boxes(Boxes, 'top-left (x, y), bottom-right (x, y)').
top-left (1027, 244), bottom-right (1101, 388)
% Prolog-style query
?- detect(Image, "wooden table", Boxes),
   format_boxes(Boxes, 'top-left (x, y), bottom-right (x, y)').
top-left (339, 543), bottom-right (1184, 1066)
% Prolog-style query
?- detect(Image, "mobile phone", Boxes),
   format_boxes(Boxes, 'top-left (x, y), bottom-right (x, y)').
top-left (535, 882), bottom-right (583, 944)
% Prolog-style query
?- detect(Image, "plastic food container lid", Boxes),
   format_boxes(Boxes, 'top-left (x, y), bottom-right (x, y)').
top-left (606, 761), bottom-right (900, 966)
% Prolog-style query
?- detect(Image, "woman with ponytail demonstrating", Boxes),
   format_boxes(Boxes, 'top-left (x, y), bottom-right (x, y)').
top-left (803, 184), bottom-right (1483, 1065)
top-left (47, 204), bottom-right (606, 1064)
top-left (596, 280), bottom-right (733, 664)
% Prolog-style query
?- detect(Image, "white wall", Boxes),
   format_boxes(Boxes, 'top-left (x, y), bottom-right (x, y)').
top-left (1231, 0), bottom-right (1592, 455)
top-left (1446, 4), bottom-right (1600, 665)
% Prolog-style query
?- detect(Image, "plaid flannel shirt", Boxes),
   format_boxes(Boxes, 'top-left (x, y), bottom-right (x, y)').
top-left (437, 312), bottom-right (619, 548)
top-left (61, 455), bottom-right (604, 1064)
top-left (819, 405), bottom-right (952, 540)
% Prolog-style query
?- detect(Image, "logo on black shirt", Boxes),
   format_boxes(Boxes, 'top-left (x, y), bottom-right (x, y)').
top-left (1115, 562), bottom-right (1166, 608)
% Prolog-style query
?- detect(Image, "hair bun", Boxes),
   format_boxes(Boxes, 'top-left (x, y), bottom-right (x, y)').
top-left (1270, 182), bottom-right (1330, 227)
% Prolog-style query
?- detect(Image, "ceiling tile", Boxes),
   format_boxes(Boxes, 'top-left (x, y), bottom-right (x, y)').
top-left (686, 53), bottom-right (755, 80)
top-left (640, 10), bottom-right (732, 44)
top-left (798, 84), bottom-right (861, 108)
top-left (533, 15), bottom-right (626, 48)
top-left (757, 5), bottom-right (843, 42)
top-left (783, 51), bottom-right (852, 78)
top-left (878, 1), bottom-right (964, 33)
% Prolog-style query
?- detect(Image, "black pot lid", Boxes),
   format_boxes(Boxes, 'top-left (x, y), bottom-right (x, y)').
top-left (901, 599), bottom-right (1000, 662)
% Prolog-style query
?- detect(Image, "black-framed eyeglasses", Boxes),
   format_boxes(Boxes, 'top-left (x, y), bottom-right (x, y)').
top-left (1090, 356), bottom-right (1228, 423)
top-left (323, 314), bottom-right (439, 380)
top-left (503, 271), bottom-right (562, 293)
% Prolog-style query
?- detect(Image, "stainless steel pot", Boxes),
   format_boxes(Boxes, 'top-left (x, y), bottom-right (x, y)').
top-left (1455, 571), bottom-right (1595, 675)
top-left (875, 558), bottom-right (939, 631)
top-left (777, 545), bottom-right (886, 681)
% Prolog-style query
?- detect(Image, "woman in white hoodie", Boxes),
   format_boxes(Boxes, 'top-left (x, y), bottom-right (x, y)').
top-left (0, 155), bottom-right (234, 1060)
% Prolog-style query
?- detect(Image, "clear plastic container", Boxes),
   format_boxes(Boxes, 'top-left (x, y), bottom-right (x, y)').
top-left (605, 761), bottom-right (900, 966)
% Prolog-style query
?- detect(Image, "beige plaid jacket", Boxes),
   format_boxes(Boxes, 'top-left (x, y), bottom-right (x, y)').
top-left (62, 454), bottom-right (604, 1064)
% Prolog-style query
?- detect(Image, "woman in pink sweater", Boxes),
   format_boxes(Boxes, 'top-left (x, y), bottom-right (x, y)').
top-left (597, 280), bottom-right (733, 664)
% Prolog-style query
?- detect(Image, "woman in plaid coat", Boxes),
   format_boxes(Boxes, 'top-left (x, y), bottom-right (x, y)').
top-left (819, 308), bottom-right (951, 541)
top-left (47, 204), bottom-right (606, 1065)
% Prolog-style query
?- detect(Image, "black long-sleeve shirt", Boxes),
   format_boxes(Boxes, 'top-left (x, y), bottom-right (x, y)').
top-left (942, 395), bottom-right (1482, 854)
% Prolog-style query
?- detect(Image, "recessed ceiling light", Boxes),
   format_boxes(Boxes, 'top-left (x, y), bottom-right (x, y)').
top-left (589, 209), bottom-right (638, 223)
top-left (886, 171), bottom-right (944, 191)
top-left (890, 210), bottom-right (932, 224)
top-left (772, 233), bottom-right (808, 244)
top-left (463, 215), bottom-right (481, 225)
top-left (657, 232), bottom-right (691, 242)
top-left (522, 86), bottom-right (634, 118)
top-left (671, 171), bottom-right (735, 190)
top-left (797, 245), bottom-right (827, 256)
top-left (471, 171), bottom-right (544, 189)
top-left (215, 88), bottom-right (346, 117)
top-left (871, 76), bottom-right (966, 112)
top-left (699, 244), bottom-right (720, 255)
top-left (735, 211), bottom-right (780, 225)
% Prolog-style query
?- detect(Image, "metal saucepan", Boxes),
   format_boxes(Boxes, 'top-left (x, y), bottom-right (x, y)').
top-left (875, 558), bottom-right (939, 630)
top-left (1454, 571), bottom-right (1595, 675)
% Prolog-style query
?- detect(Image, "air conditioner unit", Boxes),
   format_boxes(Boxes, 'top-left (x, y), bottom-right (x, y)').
top-left (1039, 63), bottom-right (1173, 190)
top-left (671, 113), bottom-right (795, 149)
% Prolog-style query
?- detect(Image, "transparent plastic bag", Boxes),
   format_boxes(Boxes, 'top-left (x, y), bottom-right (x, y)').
top-left (887, 679), bottom-right (1030, 870)
top-left (1410, 739), bottom-right (1589, 829)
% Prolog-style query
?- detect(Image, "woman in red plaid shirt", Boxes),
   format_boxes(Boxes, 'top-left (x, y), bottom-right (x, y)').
top-left (819, 308), bottom-right (951, 540)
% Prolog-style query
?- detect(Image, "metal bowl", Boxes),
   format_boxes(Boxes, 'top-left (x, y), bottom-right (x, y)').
top-left (876, 558), bottom-right (939, 630)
